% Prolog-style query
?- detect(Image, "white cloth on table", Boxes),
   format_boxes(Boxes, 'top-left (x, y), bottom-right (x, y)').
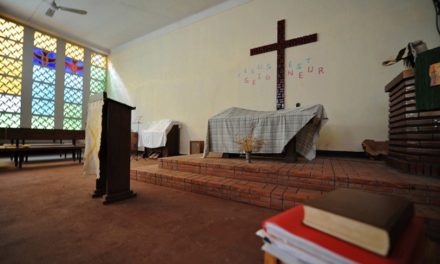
top-left (203, 104), bottom-right (328, 160)
top-left (138, 119), bottom-right (177, 148)
top-left (83, 99), bottom-right (103, 178)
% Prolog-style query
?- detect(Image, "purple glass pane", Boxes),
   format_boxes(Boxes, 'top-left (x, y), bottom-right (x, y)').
top-left (33, 47), bottom-right (56, 69)
top-left (65, 57), bottom-right (84, 76)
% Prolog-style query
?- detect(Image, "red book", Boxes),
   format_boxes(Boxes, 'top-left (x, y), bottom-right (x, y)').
top-left (262, 205), bottom-right (424, 264)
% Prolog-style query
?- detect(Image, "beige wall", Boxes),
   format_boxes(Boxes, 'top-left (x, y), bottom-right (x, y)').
top-left (109, 0), bottom-right (439, 154)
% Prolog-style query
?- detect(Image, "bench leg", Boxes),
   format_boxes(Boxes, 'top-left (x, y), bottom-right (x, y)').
top-left (78, 149), bottom-right (82, 163)
top-left (18, 153), bottom-right (24, 168)
top-left (14, 153), bottom-right (18, 167)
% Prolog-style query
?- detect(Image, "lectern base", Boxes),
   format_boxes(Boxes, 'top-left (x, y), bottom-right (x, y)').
top-left (91, 190), bottom-right (105, 198)
top-left (103, 191), bottom-right (137, 205)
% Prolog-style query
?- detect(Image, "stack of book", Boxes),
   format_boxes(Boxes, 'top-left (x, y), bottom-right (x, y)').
top-left (258, 189), bottom-right (425, 264)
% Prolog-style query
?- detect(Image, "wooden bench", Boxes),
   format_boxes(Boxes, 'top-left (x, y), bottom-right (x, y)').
top-left (0, 128), bottom-right (85, 168)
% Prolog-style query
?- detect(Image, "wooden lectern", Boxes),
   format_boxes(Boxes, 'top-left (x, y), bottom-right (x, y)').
top-left (91, 93), bottom-right (136, 204)
top-left (385, 70), bottom-right (440, 178)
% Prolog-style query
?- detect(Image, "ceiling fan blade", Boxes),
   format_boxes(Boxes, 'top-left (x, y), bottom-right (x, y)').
top-left (58, 6), bottom-right (87, 15)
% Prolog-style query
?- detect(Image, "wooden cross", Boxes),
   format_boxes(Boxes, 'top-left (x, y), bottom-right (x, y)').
top-left (250, 20), bottom-right (317, 110)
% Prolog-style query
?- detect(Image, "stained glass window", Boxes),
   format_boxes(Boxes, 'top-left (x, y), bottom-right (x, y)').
top-left (34, 31), bottom-right (57, 52)
top-left (33, 47), bottom-right (56, 69)
top-left (90, 53), bottom-right (107, 96)
top-left (63, 43), bottom-right (84, 130)
top-left (0, 18), bottom-right (24, 128)
top-left (65, 43), bottom-right (84, 61)
top-left (30, 31), bottom-right (57, 129)
top-left (65, 57), bottom-right (84, 75)
top-left (1, 17), bottom-right (108, 130)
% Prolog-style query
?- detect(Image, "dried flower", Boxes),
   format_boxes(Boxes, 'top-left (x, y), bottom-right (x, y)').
top-left (234, 134), bottom-right (264, 153)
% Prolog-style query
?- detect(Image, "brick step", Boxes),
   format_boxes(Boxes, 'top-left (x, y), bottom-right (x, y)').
top-left (131, 165), bottom-right (440, 220)
top-left (159, 156), bottom-right (440, 195)
top-left (132, 165), bottom-right (323, 210)
top-left (160, 157), bottom-right (336, 192)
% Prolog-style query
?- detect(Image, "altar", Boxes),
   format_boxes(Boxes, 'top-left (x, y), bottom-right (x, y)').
top-left (203, 104), bottom-right (327, 160)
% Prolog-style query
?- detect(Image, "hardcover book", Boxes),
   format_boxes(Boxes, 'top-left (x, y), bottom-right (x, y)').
top-left (302, 189), bottom-right (414, 256)
top-left (262, 205), bottom-right (424, 264)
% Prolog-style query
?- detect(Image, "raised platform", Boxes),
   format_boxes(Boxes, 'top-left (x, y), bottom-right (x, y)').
top-left (131, 154), bottom-right (440, 238)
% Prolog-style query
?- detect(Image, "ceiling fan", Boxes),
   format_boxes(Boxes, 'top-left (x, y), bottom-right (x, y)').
top-left (45, 0), bottom-right (88, 17)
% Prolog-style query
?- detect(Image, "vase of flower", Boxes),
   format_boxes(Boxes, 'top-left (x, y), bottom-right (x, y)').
top-left (234, 133), bottom-right (264, 164)
top-left (245, 151), bottom-right (252, 163)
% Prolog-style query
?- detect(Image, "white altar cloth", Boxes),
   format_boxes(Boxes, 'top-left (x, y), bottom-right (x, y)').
top-left (138, 119), bottom-right (178, 148)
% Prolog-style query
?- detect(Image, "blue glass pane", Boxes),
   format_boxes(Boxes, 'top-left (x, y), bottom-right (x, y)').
top-left (32, 82), bottom-right (55, 100)
top-left (33, 47), bottom-right (56, 69)
top-left (33, 65), bottom-right (56, 84)
top-left (32, 98), bottom-right (55, 115)
top-left (64, 73), bottom-right (83, 89)
top-left (64, 88), bottom-right (82, 104)
top-left (65, 57), bottom-right (84, 76)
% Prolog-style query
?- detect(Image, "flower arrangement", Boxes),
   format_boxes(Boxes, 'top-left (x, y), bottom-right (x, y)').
top-left (234, 133), bottom-right (264, 153)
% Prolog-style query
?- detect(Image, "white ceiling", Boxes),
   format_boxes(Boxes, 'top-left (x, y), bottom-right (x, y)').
top-left (0, 0), bottom-right (232, 53)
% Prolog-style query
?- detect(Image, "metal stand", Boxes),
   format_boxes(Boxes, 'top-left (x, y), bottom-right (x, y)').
top-left (132, 116), bottom-right (142, 160)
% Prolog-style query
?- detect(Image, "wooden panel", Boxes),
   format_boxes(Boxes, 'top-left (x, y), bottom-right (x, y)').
top-left (388, 150), bottom-right (420, 161)
top-left (386, 157), bottom-right (410, 172)
top-left (389, 99), bottom-right (416, 113)
top-left (386, 71), bottom-right (440, 178)
top-left (389, 126), bottom-right (440, 133)
top-left (389, 118), bottom-right (436, 129)
top-left (420, 155), bottom-right (440, 163)
top-left (389, 83), bottom-right (415, 99)
top-left (105, 99), bottom-right (132, 195)
top-left (389, 81), bottom-right (415, 98)
top-left (419, 110), bottom-right (440, 118)
top-left (165, 125), bottom-right (180, 156)
top-left (131, 132), bottom-right (138, 153)
top-left (190, 141), bottom-right (204, 154)
top-left (389, 146), bottom-right (440, 156)
top-left (389, 106), bottom-right (418, 118)
top-left (1, 128), bottom-right (85, 140)
top-left (385, 69), bottom-right (414, 92)
top-left (390, 140), bottom-right (440, 148)
top-left (389, 140), bottom-right (421, 147)
top-left (389, 133), bottom-right (433, 140)
top-left (389, 112), bottom-right (419, 123)
top-left (389, 92), bottom-right (416, 108)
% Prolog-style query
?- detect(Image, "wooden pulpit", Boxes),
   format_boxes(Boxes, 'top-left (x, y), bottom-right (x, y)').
top-left (92, 93), bottom-right (136, 204)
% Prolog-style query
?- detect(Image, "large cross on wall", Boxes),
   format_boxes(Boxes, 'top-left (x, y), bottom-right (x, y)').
top-left (250, 20), bottom-right (318, 110)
